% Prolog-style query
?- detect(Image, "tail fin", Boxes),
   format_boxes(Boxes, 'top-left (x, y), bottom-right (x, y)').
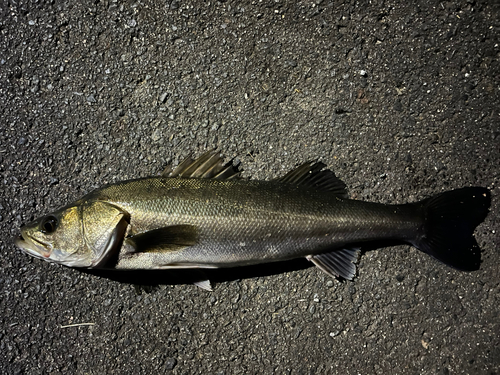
top-left (414, 187), bottom-right (491, 271)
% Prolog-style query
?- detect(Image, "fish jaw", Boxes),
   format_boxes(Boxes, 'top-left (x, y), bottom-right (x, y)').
top-left (15, 229), bottom-right (93, 268)
top-left (15, 234), bottom-right (52, 261)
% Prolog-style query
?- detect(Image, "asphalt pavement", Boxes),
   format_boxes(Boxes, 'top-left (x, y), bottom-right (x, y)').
top-left (1, 1), bottom-right (499, 374)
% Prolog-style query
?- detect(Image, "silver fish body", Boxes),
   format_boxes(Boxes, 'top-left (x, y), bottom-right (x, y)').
top-left (15, 151), bottom-right (491, 282)
top-left (92, 177), bottom-right (420, 270)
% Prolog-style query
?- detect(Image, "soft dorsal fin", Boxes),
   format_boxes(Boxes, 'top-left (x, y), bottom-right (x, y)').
top-left (307, 248), bottom-right (360, 280)
top-left (278, 162), bottom-right (348, 197)
top-left (162, 150), bottom-right (240, 180)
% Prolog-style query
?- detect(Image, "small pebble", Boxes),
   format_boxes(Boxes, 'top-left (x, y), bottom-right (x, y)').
top-left (164, 357), bottom-right (177, 370)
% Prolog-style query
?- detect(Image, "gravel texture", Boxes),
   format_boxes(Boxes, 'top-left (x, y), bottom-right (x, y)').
top-left (1, 0), bottom-right (499, 374)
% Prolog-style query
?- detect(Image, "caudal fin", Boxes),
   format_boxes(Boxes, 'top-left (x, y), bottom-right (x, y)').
top-left (414, 187), bottom-right (491, 271)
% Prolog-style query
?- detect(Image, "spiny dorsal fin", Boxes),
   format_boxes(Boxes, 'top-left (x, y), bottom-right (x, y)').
top-left (307, 248), bottom-right (360, 280)
top-left (162, 150), bottom-right (240, 180)
top-left (278, 162), bottom-right (348, 197)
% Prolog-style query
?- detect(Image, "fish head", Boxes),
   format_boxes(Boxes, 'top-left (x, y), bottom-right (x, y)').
top-left (15, 201), bottom-right (129, 268)
top-left (15, 205), bottom-right (92, 267)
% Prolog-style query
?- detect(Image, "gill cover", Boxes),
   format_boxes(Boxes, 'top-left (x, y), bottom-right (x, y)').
top-left (81, 201), bottom-right (129, 268)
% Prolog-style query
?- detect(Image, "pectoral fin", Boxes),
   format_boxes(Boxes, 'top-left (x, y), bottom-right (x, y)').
top-left (193, 279), bottom-right (213, 291)
top-left (307, 248), bottom-right (360, 280)
top-left (127, 225), bottom-right (198, 253)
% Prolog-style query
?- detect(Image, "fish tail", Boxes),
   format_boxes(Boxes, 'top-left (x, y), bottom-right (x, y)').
top-left (413, 187), bottom-right (491, 271)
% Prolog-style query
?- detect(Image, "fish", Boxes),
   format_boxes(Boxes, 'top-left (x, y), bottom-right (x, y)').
top-left (15, 150), bottom-right (491, 289)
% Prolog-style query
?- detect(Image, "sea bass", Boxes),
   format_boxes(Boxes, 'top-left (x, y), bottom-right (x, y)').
top-left (15, 151), bottom-right (490, 286)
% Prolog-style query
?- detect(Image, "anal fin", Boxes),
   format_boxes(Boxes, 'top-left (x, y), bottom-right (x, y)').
top-left (307, 248), bottom-right (360, 280)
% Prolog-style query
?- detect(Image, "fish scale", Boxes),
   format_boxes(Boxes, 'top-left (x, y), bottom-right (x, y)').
top-left (87, 177), bottom-right (422, 268)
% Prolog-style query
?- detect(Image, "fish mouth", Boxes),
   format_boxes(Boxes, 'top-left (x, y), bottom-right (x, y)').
top-left (15, 234), bottom-right (51, 260)
top-left (15, 233), bottom-right (89, 268)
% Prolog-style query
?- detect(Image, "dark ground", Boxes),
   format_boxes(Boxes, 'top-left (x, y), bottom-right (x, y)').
top-left (1, 0), bottom-right (499, 374)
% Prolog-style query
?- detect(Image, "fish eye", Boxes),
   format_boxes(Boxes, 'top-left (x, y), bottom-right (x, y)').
top-left (41, 216), bottom-right (58, 234)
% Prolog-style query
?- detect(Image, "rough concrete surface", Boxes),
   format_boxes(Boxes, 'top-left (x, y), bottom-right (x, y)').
top-left (1, 0), bottom-right (499, 374)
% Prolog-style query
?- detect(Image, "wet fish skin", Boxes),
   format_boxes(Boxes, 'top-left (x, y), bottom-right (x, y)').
top-left (15, 151), bottom-right (491, 282)
top-left (94, 177), bottom-right (421, 269)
